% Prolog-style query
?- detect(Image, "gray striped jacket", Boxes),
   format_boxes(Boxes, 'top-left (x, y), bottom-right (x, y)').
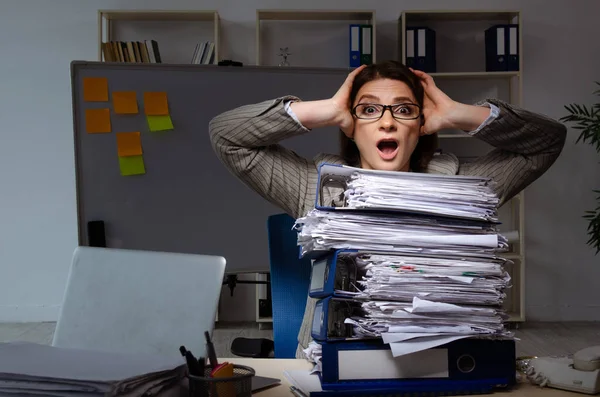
top-left (209, 95), bottom-right (567, 358)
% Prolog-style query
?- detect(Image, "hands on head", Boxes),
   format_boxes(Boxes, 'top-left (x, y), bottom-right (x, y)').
top-left (331, 64), bottom-right (460, 138)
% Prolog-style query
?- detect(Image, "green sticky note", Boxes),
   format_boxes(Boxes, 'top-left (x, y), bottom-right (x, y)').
top-left (147, 115), bottom-right (174, 131)
top-left (119, 155), bottom-right (145, 176)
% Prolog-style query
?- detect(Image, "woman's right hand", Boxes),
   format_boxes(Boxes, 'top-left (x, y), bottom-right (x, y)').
top-left (330, 64), bottom-right (367, 138)
top-left (289, 64), bottom-right (366, 132)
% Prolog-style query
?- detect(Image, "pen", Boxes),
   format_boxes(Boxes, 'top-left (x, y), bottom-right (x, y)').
top-left (204, 331), bottom-right (218, 369)
top-left (290, 386), bottom-right (308, 397)
top-left (179, 345), bottom-right (202, 376)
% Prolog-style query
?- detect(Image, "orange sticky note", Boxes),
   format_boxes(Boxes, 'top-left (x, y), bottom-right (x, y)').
top-left (112, 91), bottom-right (138, 114)
top-left (116, 132), bottom-right (142, 156)
top-left (85, 108), bottom-right (111, 133)
top-left (144, 92), bottom-right (169, 115)
top-left (83, 77), bottom-right (108, 102)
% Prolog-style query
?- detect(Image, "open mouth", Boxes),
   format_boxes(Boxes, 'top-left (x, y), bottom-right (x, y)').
top-left (376, 139), bottom-right (399, 160)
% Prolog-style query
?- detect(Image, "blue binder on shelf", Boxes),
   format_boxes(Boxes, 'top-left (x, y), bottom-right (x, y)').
top-left (405, 28), bottom-right (416, 68)
top-left (409, 27), bottom-right (436, 73)
top-left (316, 338), bottom-right (517, 392)
top-left (485, 24), bottom-right (519, 72)
top-left (349, 24), bottom-right (361, 67)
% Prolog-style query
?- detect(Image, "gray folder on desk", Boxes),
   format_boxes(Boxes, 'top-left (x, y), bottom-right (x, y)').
top-left (0, 342), bottom-right (186, 396)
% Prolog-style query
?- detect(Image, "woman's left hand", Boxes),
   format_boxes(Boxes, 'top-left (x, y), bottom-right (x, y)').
top-left (411, 68), bottom-right (491, 134)
top-left (410, 68), bottom-right (460, 135)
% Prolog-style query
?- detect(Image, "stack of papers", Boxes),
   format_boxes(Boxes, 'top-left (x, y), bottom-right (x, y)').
top-left (295, 165), bottom-right (514, 358)
top-left (344, 171), bottom-right (499, 222)
top-left (0, 342), bottom-right (186, 396)
top-left (295, 210), bottom-right (507, 257)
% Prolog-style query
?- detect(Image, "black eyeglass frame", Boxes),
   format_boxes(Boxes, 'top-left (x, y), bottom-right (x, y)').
top-left (351, 103), bottom-right (422, 121)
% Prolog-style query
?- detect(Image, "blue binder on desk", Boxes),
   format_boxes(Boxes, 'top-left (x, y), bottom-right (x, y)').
top-left (311, 296), bottom-right (366, 342)
top-left (308, 249), bottom-right (365, 299)
top-left (316, 338), bottom-right (517, 392)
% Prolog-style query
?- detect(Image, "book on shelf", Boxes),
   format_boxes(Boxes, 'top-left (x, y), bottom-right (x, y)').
top-left (101, 40), bottom-right (162, 63)
top-left (191, 41), bottom-right (215, 64)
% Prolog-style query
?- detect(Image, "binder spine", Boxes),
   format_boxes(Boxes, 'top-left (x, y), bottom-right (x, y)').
top-left (349, 24), bottom-right (361, 68)
top-left (405, 28), bottom-right (415, 68)
top-left (507, 24), bottom-right (519, 71)
top-left (414, 27), bottom-right (436, 73)
top-left (485, 25), bottom-right (508, 71)
top-left (318, 338), bottom-right (517, 391)
top-left (359, 25), bottom-right (373, 65)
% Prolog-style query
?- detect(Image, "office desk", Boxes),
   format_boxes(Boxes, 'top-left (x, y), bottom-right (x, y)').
top-left (222, 358), bottom-right (580, 397)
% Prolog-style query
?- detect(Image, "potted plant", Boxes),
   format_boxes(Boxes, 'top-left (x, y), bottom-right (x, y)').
top-left (560, 82), bottom-right (600, 254)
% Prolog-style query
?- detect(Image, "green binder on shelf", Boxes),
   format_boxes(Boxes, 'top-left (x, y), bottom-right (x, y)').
top-left (360, 24), bottom-right (373, 65)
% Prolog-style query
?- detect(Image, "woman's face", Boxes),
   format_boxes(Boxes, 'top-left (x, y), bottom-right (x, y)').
top-left (351, 78), bottom-right (422, 172)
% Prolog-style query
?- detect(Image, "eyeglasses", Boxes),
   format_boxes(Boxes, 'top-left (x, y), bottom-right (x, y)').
top-left (352, 103), bottom-right (421, 120)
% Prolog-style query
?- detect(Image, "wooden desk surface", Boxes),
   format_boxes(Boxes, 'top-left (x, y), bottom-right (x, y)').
top-left (222, 357), bottom-right (580, 397)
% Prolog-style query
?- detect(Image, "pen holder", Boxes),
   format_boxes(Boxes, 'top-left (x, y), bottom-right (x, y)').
top-left (188, 364), bottom-right (255, 397)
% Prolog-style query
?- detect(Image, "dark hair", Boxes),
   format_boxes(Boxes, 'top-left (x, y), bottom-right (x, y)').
top-left (339, 60), bottom-right (438, 172)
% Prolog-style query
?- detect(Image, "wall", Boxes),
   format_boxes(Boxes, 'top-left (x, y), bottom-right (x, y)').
top-left (0, 0), bottom-right (598, 323)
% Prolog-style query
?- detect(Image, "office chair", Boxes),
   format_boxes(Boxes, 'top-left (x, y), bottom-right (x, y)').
top-left (230, 213), bottom-right (312, 358)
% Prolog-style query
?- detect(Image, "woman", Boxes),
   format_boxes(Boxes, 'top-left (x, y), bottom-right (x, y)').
top-left (209, 60), bottom-right (567, 358)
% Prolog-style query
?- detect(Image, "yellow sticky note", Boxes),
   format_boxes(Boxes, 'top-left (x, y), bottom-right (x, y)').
top-left (85, 108), bottom-right (111, 133)
top-left (83, 77), bottom-right (108, 102)
top-left (143, 92), bottom-right (169, 115)
top-left (119, 155), bottom-right (145, 176)
top-left (112, 91), bottom-right (138, 114)
top-left (116, 132), bottom-right (142, 157)
top-left (147, 115), bottom-right (174, 131)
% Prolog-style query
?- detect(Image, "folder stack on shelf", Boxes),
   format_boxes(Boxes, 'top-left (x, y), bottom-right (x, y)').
top-left (291, 163), bottom-right (516, 395)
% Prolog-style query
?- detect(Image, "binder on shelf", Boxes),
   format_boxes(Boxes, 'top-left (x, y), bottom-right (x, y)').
top-left (507, 24), bottom-right (519, 71)
top-left (349, 24), bottom-right (361, 68)
top-left (412, 27), bottom-right (436, 73)
top-left (360, 24), bottom-right (373, 65)
top-left (485, 24), bottom-right (519, 72)
top-left (317, 338), bottom-right (517, 391)
top-left (405, 28), bottom-right (416, 68)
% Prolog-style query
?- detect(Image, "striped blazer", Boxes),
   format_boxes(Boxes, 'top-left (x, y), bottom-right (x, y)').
top-left (209, 95), bottom-right (567, 358)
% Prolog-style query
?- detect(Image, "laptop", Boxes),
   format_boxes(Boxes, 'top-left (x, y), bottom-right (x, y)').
top-left (52, 246), bottom-right (226, 360)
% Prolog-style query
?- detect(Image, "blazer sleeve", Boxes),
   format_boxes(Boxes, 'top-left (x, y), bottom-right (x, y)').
top-left (457, 98), bottom-right (567, 205)
top-left (208, 96), bottom-right (316, 218)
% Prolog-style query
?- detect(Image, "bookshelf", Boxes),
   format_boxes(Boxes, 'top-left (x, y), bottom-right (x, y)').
top-left (255, 9), bottom-right (376, 67)
top-left (399, 10), bottom-right (525, 323)
top-left (98, 10), bottom-right (220, 64)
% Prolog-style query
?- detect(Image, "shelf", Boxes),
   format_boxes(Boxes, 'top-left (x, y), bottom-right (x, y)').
top-left (257, 9), bottom-right (374, 21)
top-left (98, 10), bottom-right (220, 64)
top-left (256, 9), bottom-right (376, 67)
top-left (430, 71), bottom-right (519, 79)
top-left (398, 10), bottom-right (521, 76)
top-left (401, 10), bottom-right (519, 22)
top-left (99, 10), bottom-right (219, 21)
